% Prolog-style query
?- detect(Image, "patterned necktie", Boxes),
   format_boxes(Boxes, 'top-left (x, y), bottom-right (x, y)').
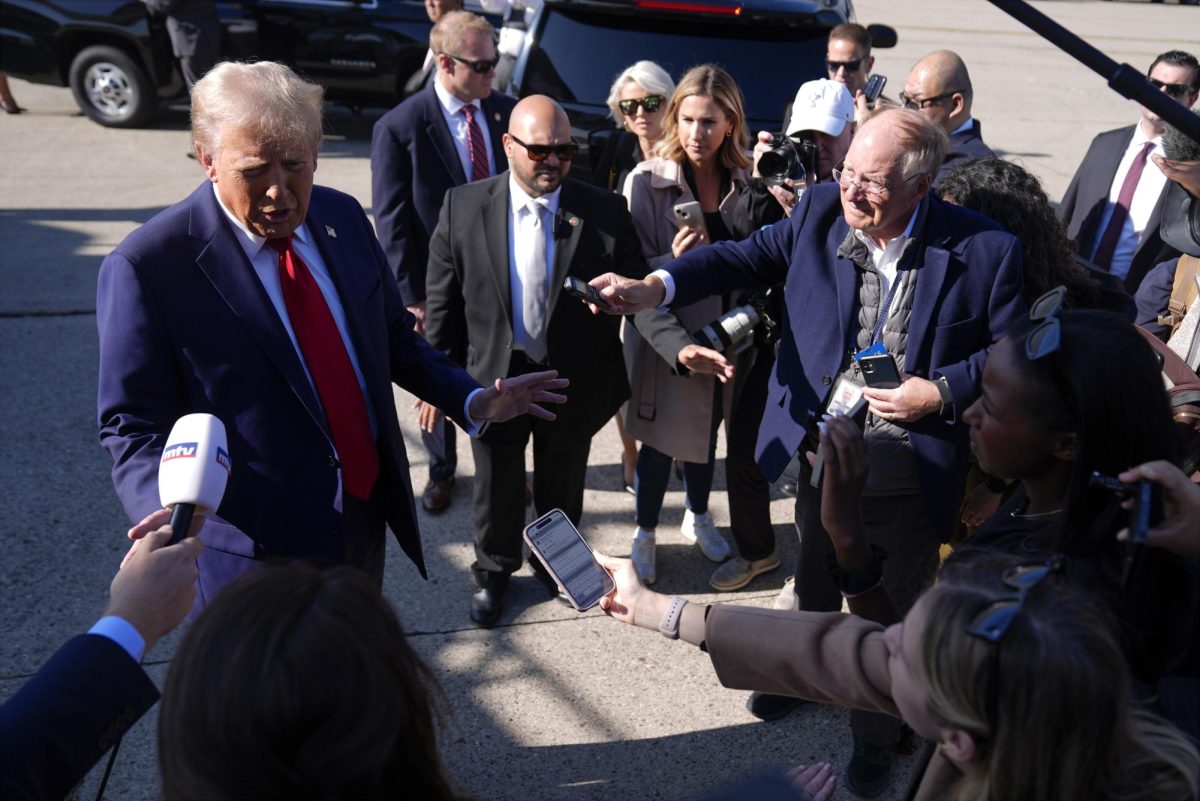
top-left (269, 235), bottom-right (379, 500)
top-left (463, 104), bottom-right (490, 182)
top-left (523, 201), bottom-right (549, 363)
top-left (1091, 141), bottom-right (1155, 272)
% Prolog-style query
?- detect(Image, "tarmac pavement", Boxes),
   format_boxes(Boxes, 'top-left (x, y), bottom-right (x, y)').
top-left (0, 2), bottom-right (1195, 799)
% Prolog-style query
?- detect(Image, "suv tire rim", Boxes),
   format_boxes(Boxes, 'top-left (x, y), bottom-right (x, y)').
top-left (84, 62), bottom-right (134, 120)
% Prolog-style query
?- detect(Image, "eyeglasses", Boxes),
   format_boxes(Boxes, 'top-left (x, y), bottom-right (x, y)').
top-left (1025, 285), bottom-right (1067, 361)
top-left (1149, 77), bottom-right (1195, 99)
top-left (508, 134), bottom-right (579, 163)
top-left (831, 167), bottom-right (920, 201)
top-left (898, 91), bottom-right (961, 110)
top-left (826, 58), bottom-right (864, 74)
top-left (442, 53), bottom-right (499, 74)
top-left (617, 95), bottom-right (665, 116)
top-left (966, 556), bottom-right (1064, 737)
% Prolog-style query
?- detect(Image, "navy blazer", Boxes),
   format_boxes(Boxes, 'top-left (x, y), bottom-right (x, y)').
top-left (666, 183), bottom-right (1025, 539)
top-left (935, 119), bottom-right (995, 186)
top-left (0, 635), bottom-right (158, 801)
top-left (97, 183), bottom-right (479, 599)
top-left (371, 85), bottom-right (517, 307)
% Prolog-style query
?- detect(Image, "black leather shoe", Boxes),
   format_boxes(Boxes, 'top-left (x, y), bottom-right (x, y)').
top-left (529, 560), bottom-right (573, 607)
top-left (422, 477), bottom-right (454, 513)
top-left (845, 737), bottom-right (892, 798)
top-left (745, 692), bottom-right (807, 721)
top-left (470, 587), bottom-right (503, 627)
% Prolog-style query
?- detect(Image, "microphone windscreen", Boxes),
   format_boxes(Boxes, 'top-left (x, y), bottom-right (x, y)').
top-left (158, 413), bottom-right (230, 512)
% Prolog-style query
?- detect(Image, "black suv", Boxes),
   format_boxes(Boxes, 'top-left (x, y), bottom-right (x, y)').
top-left (0, 0), bottom-right (894, 141)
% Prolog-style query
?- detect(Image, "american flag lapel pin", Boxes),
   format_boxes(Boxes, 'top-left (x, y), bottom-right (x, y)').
top-left (325, 225), bottom-right (337, 239)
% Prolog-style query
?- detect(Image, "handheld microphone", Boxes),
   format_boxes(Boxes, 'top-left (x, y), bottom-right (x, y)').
top-left (158, 414), bottom-right (231, 545)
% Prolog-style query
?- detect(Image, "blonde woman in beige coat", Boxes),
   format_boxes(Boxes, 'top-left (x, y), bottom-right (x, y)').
top-left (621, 65), bottom-right (758, 585)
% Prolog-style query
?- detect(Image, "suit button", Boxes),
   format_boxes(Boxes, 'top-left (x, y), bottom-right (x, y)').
top-left (822, 375), bottom-right (833, 386)
top-left (328, 455), bottom-right (338, 468)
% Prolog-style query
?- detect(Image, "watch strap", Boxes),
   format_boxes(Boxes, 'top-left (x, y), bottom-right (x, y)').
top-left (659, 596), bottom-right (687, 639)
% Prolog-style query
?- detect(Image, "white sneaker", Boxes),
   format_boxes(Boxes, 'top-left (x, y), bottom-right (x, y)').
top-left (773, 576), bottom-right (799, 611)
top-left (680, 510), bottom-right (731, 562)
top-left (631, 529), bottom-right (656, 585)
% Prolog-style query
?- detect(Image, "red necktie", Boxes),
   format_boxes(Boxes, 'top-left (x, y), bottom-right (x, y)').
top-left (463, 104), bottom-right (490, 182)
top-left (270, 235), bottom-right (379, 500)
top-left (1091, 141), bottom-right (1155, 272)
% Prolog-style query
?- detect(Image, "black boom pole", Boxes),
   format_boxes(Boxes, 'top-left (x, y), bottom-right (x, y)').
top-left (986, 0), bottom-right (1200, 145)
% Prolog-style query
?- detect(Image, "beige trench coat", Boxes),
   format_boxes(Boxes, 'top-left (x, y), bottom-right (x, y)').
top-left (620, 157), bottom-right (749, 463)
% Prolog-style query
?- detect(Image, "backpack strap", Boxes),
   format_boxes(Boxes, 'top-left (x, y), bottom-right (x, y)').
top-left (1158, 255), bottom-right (1200, 332)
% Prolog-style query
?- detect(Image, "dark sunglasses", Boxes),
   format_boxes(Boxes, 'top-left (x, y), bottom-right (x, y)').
top-left (509, 134), bottom-right (579, 163)
top-left (898, 91), bottom-right (961, 110)
top-left (443, 53), bottom-right (499, 74)
top-left (966, 555), bottom-right (1065, 737)
top-left (1149, 77), bottom-right (1195, 99)
top-left (1025, 285), bottom-right (1067, 361)
top-left (826, 58), bottom-right (864, 73)
top-left (617, 95), bottom-right (665, 116)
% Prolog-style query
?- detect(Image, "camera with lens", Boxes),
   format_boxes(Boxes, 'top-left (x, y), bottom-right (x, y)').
top-left (758, 132), bottom-right (818, 187)
top-left (690, 289), bottom-right (780, 356)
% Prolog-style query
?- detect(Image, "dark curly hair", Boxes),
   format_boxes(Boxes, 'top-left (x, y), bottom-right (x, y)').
top-left (938, 157), bottom-right (1100, 309)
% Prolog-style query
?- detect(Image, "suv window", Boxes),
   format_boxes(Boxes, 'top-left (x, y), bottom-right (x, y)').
top-left (519, 7), bottom-right (829, 131)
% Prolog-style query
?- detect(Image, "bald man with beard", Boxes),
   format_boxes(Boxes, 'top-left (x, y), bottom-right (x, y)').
top-left (425, 95), bottom-right (648, 626)
top-left (902, 50), bottom-right (995, 186)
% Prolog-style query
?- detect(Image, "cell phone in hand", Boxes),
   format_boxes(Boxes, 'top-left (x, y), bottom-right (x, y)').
top-left (672, 201), bottom-right (709, 241)
top-left (864, 74), bottom-right (887, 104)
top-left (810, 379), bottom-right (869, 489)
top-left (562, 276), bottom-right (611, 311)
top-left (859, 353), bottom-right (901, 389)
top-left (524, 509), bottom-right (615, 611)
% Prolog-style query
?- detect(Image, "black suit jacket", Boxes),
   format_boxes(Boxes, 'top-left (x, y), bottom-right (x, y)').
top-left (426, 174), bottom-right (649, 437)
top-left (371, 85), bottom-right (517, 307)
top-left (0, 635), bottom-right (159, 801)
top-left (1059, 124), bottom-right (1177, 292)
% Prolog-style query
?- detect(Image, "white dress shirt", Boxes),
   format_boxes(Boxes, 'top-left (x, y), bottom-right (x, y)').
top-left (1092, 124), bottom-right (1167, 280)
top-left (433, 79), bottom-right (498, 180)
top-left (508, 175), bottom-right (561, 353)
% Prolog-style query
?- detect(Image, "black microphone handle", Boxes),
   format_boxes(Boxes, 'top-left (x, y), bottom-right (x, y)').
top-left (168, 503), bottom-right (196, 546)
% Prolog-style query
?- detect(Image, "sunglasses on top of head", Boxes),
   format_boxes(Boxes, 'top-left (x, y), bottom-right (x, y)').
top-left (509, 134), bottom-right (579, 163)
top-left (442, 53), bottom-right (499, 74)
top-left (1149, 77), bottom-right (1195, 99)
top-left (617, 95), bottom-right (665, 116)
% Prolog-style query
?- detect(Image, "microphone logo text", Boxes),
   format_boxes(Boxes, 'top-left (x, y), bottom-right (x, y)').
top-left (162, 442), bottom-right (198, 462)
top-left (216, 447), bottom-right (232, 474)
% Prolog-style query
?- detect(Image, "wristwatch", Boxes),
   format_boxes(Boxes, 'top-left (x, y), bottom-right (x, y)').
top-left (659, 596), bottom-right (688, 639)
top-left (934, 376), bottom-right (953, 415)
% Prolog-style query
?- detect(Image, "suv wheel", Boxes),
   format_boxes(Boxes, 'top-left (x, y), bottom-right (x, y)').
top-left (68, 45), bottom-right (156, 128)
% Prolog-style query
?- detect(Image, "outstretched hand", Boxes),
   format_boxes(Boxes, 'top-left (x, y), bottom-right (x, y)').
top-left (469, 370), bottom-right (569, 424)
top-left (678, 343), bottom-right (735, 383)
top-left (588, 273), bottom-right (666, 315)
top-left (596, 551), bottom-right (661, 629)
top-left (110, 519), bottom-right (205, 652)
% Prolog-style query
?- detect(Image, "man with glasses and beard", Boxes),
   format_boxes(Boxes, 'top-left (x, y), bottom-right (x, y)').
top-left (372, 10), bottom-right (517, 514)
top-left (425, 95), bottom-right (647, 627)
top-left (1060, 50), bottom-right (1200, 292)
top-left (901, 50), bottom-right (995, 188)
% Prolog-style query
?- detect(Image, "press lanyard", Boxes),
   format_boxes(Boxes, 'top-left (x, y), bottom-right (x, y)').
top-left (870, 268), bottom-right (906, 346)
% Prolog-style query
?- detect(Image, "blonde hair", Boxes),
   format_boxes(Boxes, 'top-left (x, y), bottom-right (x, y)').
top-left (654, 64), bottom-right (750, 171)
top-left (429, 10), bottom-right (494, 58)
top-left (191, 61), bottom-right (324, 157)
top-left (605, 61), bottom-right (675, 122)
top-left (916, 557), bottom-right (1200, 801)
top-left (860, 106), bottom-right (947, 180)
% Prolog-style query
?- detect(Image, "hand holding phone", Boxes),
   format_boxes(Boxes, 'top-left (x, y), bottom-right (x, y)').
top-left (524, 509), bottom-right (615, 611)
top-left (859, 353), bottom-right (901, 389)
top-left (563, 276), bottom-right (611, 311)
top-left (672, 201), bottom-right (709, 243)
top-left (864, 74), bottom-right (887, 104)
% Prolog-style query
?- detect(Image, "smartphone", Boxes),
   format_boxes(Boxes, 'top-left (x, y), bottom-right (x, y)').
top-left (672, 201), bottom-right (709, 240)
top-left (562, 276), bottom-right (611, 311)
top-left (864, 74), bottom-right (887, 104)
top-left (524, 509), bottom-right (615, 611)
top-left (859, 353), bottom-right (901, 389)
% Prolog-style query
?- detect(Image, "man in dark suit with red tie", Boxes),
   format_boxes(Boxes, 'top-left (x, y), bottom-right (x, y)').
top-left (1059, 50), bottom-right (1199, 292)
top-left (97, 61), bottom-right (565, 607)
top-left (372, 10), bottom-right (517, 513)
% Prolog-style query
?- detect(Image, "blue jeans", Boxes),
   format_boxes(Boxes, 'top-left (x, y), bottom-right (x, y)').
top-left (634, 385), bottom-right (722, 530)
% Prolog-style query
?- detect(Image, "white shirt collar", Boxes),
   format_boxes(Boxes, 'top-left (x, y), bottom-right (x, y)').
top-left (1132, 121), bottom-right (1163, 149)
top-left (854, 201), bottom-right (921, 254)
top-left (508, 173), bottom-right (562, 216)
top-left (433, 77), bottom-right (477, 118)
top-left (211, 182), bottom-right (310, 260)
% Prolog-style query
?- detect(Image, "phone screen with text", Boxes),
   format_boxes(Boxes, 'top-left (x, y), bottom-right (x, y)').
top-left (527, 512), bottom-right (611, 609)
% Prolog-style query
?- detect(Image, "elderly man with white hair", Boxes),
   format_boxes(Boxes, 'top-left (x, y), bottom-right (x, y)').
top-left (97, 61), bottom-right (566, 607)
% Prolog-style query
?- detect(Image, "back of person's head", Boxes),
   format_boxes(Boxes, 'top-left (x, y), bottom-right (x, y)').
top-left (919, 555), bottom-right (1199, 801)
top-left (191, 61), bottom-right (324, 158)
top-left (1005, 309), bottom-right (1179, 545)
top-left (655, 63), bottom-right (750, 171)
top-left (937, 158), bottom-right (1100, 308)
top-left (160, 565), bottom-right (461, 801)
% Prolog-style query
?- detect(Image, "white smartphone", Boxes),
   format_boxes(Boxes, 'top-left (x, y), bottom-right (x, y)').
top-left (672, 200), bottom-right (709, 240)
top-left (523, 509), bottom-right (615, 611)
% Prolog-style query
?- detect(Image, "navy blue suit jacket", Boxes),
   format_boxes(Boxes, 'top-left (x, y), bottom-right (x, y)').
top-left (666, 183), bottom-right (1025, 538)
top-left (0, 635), bottom-right (158, 801)
top-left (371, 85), bottom-right (517, 307)
top-left (936, 119), bottom-right (995, 186)
top-left (97, 183), bottom-right (479, 599)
